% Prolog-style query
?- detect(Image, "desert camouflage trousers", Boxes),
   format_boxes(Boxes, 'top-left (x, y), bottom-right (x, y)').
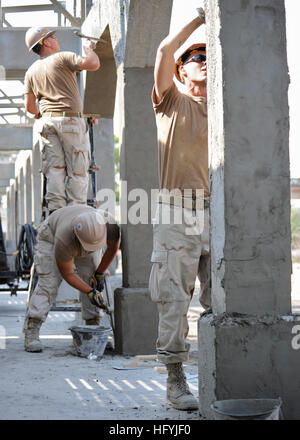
top-left (38, 116), bottom-right (90, 211)
top-left (23, 220), bottom-right (101, 330)
top-left (149, 202), bottom-right (210, 364)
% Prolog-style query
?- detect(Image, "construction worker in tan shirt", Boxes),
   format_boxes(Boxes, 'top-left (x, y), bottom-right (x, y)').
top-left (24, 27), bottom-right (100, 214)
top-left (23, 205), bottom-right (120, 352)
top-left (149, 8), bottom-right (210, 410)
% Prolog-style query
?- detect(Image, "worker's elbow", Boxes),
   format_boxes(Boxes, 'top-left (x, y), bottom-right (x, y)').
top-left (82, 58), bottom-right (100, 71)
top-left (157, 38), bottom-right (173, 56)
top-left (25, 103), bottom-right (35, 115)
top-left (92, 59), bottom-right (100, 71)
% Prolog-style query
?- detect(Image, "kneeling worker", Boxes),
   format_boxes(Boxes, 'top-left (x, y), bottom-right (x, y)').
top-left (24, 205), bottom-right (120, 352)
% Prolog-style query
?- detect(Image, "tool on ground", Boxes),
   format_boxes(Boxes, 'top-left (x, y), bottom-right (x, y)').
top-left (74, 31), bottom-right (107, 43)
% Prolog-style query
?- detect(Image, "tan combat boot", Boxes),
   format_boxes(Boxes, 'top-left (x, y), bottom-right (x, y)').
top-left (166, 362), bottom-right (198, 410)
top-left (24, 318), bottom-right (43, 352)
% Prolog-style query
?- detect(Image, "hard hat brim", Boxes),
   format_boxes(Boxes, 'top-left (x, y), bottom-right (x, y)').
top-left (29, 29), bottom-right (56, 52)
top-left (174, 43), bottom-right (206, 83)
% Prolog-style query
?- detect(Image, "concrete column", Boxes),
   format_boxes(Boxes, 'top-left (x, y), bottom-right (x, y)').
top-left (94, 118), bottom-right (115, 208)
top-left (32, 141), bottom-right (42, 226)
top-left (114, 0), bottom-right (173, 355)
top-left (6, 189), bottom-right (11, 241)
top-left (198, 0), bottom-right (298, 419)
top-left (17, 169), bottom-right (25, 235)
top-left (6, 180), bottom-right (17, 263)
top-left (24, 156), bottom-right (32, 225)
top-left (6, 182), bottom-right (16, 270)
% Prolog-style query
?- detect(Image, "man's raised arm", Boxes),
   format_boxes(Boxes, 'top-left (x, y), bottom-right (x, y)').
top-left (154, 8), bottom-right (205, 101)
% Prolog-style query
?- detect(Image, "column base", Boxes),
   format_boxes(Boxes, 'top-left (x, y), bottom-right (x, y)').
top-left (114, 287), bottom-right (158, 355)
top-left (198, 312), bottom-right (300, 420)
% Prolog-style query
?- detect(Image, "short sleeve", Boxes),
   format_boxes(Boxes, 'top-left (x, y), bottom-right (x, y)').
top-left (152, 82), bottom-right (178, 114)
top-left (24, 71), bottom-right (33, 95)
top-left (60, 51), bottom-right (83, 72)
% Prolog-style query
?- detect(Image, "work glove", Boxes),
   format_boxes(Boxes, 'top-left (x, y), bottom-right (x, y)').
top-left (94, 272), bottom-right (105, 292)
top-left (87, 288), bottom-right (106, 309)
top-left (196, 7), bottom-right (206, 23)
top-left (89, 272), bottom-right (105, 292)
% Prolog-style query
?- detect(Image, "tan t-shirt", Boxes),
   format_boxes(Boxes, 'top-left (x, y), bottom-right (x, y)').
top-left (152, 83), bottom-right (209, 196)
top-left (48, 205), bottom-right (106, 262)
top-left (24, 51), bottom-right (83, 114)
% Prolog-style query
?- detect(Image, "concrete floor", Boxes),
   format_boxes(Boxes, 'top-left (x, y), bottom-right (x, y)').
top-left (0, 265), bottom-right (299, 421)
top-left (0, 273), bottom-right (202, 421)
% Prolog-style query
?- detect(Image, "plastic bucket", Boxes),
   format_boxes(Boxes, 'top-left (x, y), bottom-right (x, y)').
top-left (211, 398), bottom-right (282, 420)
top-left (69, 325), bottom-right (111, 358)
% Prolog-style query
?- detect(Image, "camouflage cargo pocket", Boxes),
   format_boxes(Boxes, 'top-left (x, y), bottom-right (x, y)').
top-left (71, 144), bottom-right (90, 175)
top-left (149, 250), bottom-right (171, 302)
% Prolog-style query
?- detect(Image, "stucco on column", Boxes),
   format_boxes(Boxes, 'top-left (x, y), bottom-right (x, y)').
top-left (206, 0), bottom-right (291, 315)
top-left (198, 0), bottom-right (296, 419)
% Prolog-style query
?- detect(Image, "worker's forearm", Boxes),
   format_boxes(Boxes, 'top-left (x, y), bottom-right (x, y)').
top-left (63, 272), bottom-right (91, 294)
top-left (25, 100), bottom-right (39, 116)
top-left (159, 16), bottom-right (203, 55)
top-left (96, 242), bottom-right (120, 274)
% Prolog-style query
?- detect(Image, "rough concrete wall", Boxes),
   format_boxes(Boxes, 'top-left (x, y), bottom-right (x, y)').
top-left (199, 314), bottom-right (300, 419)
top-left (206, 0), bottom-right (291, 315)
top-left (217, 314), bottom-right (300, 419)
top-left (204, 0), bottom-right (226, 314)
top-left (124, 0), bottom-right (173, 68)
top-left (120, 67), bottom-right (158, 287)
top-left (94, 118), bottom-right (115, 193)
top-left (81, 0), bottom-right (129, 67)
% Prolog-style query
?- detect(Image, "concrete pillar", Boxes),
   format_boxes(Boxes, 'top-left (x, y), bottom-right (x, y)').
top-left (114, 0), bottom-right (173, 355)
top-left (6, 182), bottom-right (16, 270)
top-left (91, 118), bottom-right (115, 216)
top-left (12, 181), bottom-right (17, 247)
top-left (24, 156), bottom-right (32, 225)
top-left (17, 169), bottom-right (25, 235)
top-left (6, 189), bottom-right (11, 241)
top-left (32, 141), bottom-right (42, 226)
top-left (199, 0), bottom-right (299, 419)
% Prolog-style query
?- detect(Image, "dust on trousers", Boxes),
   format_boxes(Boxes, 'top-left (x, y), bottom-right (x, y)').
top-left (24, 220), bottom-right (101, 330)
top-left (149, 203), bottom-right (210, 365)
top-left (38, 116), bottom-right (90, 211)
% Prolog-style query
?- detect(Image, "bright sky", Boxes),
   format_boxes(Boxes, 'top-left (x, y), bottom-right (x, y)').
top-left (1, 0), bottom-right (299, 177)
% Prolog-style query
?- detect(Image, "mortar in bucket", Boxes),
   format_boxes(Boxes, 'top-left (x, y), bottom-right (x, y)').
top-left (69, 325), bottom-right (111, 358)
top-left (211, 397), bottom-right (282, 420)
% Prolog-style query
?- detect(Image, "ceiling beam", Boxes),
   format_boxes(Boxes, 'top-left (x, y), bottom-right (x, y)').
top-left (49, 0), bottom-right (81, 27)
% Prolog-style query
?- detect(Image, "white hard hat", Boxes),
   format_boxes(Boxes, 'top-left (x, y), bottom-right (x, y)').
top-left (73, 210), bottom-right (107, 252)
top-left (25, 27), bottom-right (56, 52)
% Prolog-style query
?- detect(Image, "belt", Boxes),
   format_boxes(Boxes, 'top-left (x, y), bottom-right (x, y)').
top-left (158, 193), bottom-right (210, 210)
top-left (43, 112), bottom-right (101, 118)
top-left (43, 111), bottom-right (83, 117)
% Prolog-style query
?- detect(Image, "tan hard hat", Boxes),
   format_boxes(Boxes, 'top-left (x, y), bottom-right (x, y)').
top-left (72, 210), bottom-right (107, 252)
top-left (175, 43), bottom-right (206, 83)
top-left (25, 27), bottom-right (56, 52)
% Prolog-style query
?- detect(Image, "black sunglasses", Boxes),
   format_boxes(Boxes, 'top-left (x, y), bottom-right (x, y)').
top-left (184, 54), bottom-right (206, 65)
